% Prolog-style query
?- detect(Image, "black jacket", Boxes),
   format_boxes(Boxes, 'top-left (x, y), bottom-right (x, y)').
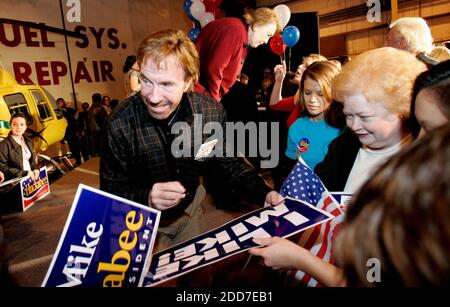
top-left (100, 92), bottom-right (272, 219)
top-left (314, 128), bottom-right (361, 191)
top-left (0, 133), bottom-right (38, 180)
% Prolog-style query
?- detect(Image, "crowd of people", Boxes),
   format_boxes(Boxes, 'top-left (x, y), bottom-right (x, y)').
top-left (53, 93), bottom-right (117, 166)
top-left (248, 17), bottom-right (449, 287)
top-left (103, 13), bottom-right (450, 286)
top-left (1, 7), bottom-right (449, 287)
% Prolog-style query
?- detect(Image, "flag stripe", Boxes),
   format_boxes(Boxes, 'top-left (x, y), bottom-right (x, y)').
top-left (279, 160), bottom-right (347, 287)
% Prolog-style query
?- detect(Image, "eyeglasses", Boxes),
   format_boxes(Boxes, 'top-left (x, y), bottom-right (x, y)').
top-left (416, 52), bottom-right (439, 66)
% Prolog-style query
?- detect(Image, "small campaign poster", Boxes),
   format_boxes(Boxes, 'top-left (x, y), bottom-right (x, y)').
top-left (20, 166), bottom-right (50, 211)
top-left (144, 197), bottom-right (333, 287)
top-left (42, 184), bottom-right (160, 287)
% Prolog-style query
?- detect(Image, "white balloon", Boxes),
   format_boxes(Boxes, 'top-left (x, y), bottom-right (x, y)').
top-left (274, 4), bottom-right (291, 28)
top-left (199, 12), bottom-right (215, 28)
top-left (190, 1), bottom-right (206, 20)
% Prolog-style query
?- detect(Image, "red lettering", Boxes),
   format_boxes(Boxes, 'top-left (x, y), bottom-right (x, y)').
top-left (23, 26), bottom-right (40, 47)
top-left (107, 28), bottom-right (120, 49)
top-left (100, 61), bottom-right (115, 82)
top-left (92, 61), bottom-right (100, 82)
top-left (74, 61), bottom-right (92, 83)
top-left (13, 62), bottom-right (33, 84)
top-left (40, 25), bottom-right (55, 47)
top-left (74, 25), bottom-right (88, 48)
top-left (0, 23), bottom-right (55, 48)
top-left (51, 61), bottom-right (67, 85)
top-left (12, 61), bottom-right (114, 85)
top-left (35, 61), bottom-right (51, 85)
top-left (89, 27), bottom-right (105, 49)
top-left (0, 23), bottom-right (21, 47)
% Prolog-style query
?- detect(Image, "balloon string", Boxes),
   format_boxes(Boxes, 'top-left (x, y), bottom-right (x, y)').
top-left (289, 48), bottom-right (292, 73)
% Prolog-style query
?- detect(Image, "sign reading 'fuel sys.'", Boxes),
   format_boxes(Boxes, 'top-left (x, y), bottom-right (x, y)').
top-left (0, 0), bottom-right (135, 103)
top-left (42, 184), bottom-right (160, 287)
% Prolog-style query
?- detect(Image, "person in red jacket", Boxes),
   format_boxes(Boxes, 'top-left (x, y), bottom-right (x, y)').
top-left (195, 7), bottom-right (282, 102)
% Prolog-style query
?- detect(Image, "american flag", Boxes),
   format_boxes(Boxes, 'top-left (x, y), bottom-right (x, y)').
top-left (280, 159), bottom-right (345, 287)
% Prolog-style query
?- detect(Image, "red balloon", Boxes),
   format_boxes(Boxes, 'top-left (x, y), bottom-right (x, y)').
top-left (203, 0), bottom-right (222, 12)
top-left (270, 34), bottom-right (287, 56)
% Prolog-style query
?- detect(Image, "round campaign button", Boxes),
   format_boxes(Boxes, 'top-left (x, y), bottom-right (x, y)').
top-left (297, 138), bottom-right (310, 153)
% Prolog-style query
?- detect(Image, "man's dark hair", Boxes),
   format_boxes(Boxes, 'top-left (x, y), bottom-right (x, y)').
top-left (92, 93), bottom-right (102, 104)
top-left (410, 59), bottom-right (450, 136)
top-left (123, 55), bottom-right (137, 73)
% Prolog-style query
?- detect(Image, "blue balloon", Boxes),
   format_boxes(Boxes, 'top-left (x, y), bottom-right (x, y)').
top-left (184, 0), bottom-right (196, 22)
top-left (282, 26), bottom-right (300, 48)
top-left (188, 28), bottom-right (201, 42)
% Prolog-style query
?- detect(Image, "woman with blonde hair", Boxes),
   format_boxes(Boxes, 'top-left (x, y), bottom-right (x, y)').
top-left (250, 47), bottom-right (427, 286)
top-left (195, 7), bottom-right (282, 102)
top-left (315, 47), bottom-right (427, 192)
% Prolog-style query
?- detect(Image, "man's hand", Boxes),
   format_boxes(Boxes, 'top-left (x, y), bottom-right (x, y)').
top-left (0, 171), bottom-right (4, 183)
top-left (148, 181), bottom-right (186, 211)
top-left (264, 190), bottom-right (284, 207)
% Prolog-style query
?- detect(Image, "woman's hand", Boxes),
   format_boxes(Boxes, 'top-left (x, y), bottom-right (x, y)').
top-left (249, 237), bottom-right (307, 270)
top-left (250, 237), bottom-right (346, 286)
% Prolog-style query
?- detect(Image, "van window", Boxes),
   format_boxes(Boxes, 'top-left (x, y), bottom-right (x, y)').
top-left (4, 93), bottom-right (33, 124)
top-left (31, 90), bottom-right (53, 121)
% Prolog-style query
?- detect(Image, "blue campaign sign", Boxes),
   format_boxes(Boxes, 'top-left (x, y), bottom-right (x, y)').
top-left (42, 184), bottom-right (160, 287)
top-left (144, 197), bottom-right (333, 287)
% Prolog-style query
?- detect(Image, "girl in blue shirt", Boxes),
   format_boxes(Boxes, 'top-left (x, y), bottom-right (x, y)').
top-left (286, 60), bottom-right (345, 169)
